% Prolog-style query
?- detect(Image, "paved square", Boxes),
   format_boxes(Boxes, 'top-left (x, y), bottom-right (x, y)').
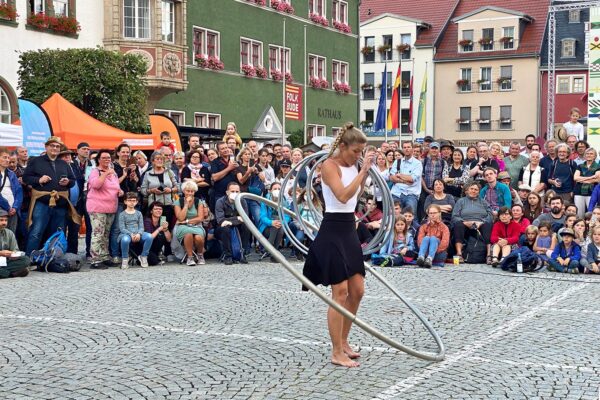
top-left (0, 258), bottom-right (598, 399)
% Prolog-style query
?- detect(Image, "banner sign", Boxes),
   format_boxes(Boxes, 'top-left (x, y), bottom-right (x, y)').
top-left (285, 84), bottom-right (302, 120)
top-left (18, 98), bottom-right (52, 156)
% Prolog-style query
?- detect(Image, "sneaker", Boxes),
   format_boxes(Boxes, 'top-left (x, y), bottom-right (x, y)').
top-left (224, 257), bottom-right (233, 265)
top-left (112, 256), bottom-right (121, 265)
top-left (546, 264), bottom-right (556, 272)
top-left (569, 267), bottom-right (579, 274)
top-left (139, 256), bottom-right (149, 268)
top-left (121, 258), bottom-right (129, 269)
top-left (424, 257), bottom-right (433, 268)
top-left (240, 256), bottom-right (249, 264)
top-left (296, 252), bottom-right (304, 261)
top-left (416, 256), bottom-right (425, 267)
top-left (380, 257), bottom-right (391, 268)
top-left (186, 257), bottom-right (196, 266)
top-left (196, 254), bottom-right (205, 265)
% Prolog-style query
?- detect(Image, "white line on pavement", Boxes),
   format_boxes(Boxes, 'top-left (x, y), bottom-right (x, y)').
top-left (371, 284), bottom-right (588, 400)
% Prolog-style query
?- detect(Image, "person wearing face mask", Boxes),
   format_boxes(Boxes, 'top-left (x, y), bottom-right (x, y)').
top-left (214, 182), bottom-right (251, 265)
top-left (257, 182), bottom-right (291, 263)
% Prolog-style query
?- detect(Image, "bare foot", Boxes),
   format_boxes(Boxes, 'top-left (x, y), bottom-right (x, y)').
top-left (343, 343), bottom-right (361, 359)
top-left (331, 352), bottom-right (360, 368)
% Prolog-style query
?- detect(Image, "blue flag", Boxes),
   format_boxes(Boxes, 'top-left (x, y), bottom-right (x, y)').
top-left (373, 64), bottom-right (388, 132)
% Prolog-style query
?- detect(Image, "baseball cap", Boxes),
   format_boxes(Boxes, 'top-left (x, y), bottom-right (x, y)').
top-left (280, 159), bottom-right (292, 167)
top-left (518, 184), bottom-right (532, 192)
top-left (429, 142), bottom-right (440, 149)
top-left (498, 171), bottom-right (511, 181)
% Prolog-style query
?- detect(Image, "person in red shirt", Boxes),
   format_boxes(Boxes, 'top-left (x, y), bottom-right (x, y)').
top-left (156, 131), bottom-right (176, 153)
top-left (491, 206), bottom-right (521, 267)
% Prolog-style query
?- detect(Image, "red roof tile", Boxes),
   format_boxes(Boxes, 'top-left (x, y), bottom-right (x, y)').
top-left (360, 0), bottom-right (461, 47)
top-left (434, 0), bottom-right (550, 61)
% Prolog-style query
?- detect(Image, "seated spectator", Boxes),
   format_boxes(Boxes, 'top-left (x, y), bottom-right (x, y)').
top-left (0, 146), bottom-right (22, 234)
top-left (451, 182), bottom-right (494, 263)
top-left (490, 207), bottom-right (521, 267)
top-left (547, 228), bottom-right (581, 273)
top-left (215, 182), bottom-right (250, 265)
top-left (181, 149), bottom-right (211, 201)
top-left (480, 167), bottom-right (512, 215)
top-left (141, 151), bottom-right (179, 229)
top-left (519, 225), bottom-right (538, 251)
top-left (498, 171), bottom-right (522, 207)
top-left (356, 196), bottom-right (382, 233)
top-left (258, 182), bottom-right (290, 263)
top-left (582, 225), bottom-right (600, 274)
top-left (174, 180), bottom-right (208, 266)
top-left (524, 191), bottom-right (543, 222)
top-left (118, 192), bottom-right (153, 269)
top-left (416, 204), bottom-right (450, 268)
top-left (0, 209), bottom-right (30, 279)
top-left (511, 204), bottom-right (530, 236)
top-left (533, 196), bottom-right (566, 231)
top-left (533, 221), bottom-right (557, 265)
top-left (403, 207), bottom-right (419, 239)
top-left (518, 151), bottom-right (547, 197)
top-left (424, 179), bottom-right (455, 225)
top-left (144, 201), bottom-right (172, 266)
top-left (377, 215), bottom-right (415, 267)
top-left (517, 184), bottom-right (532, 206)
top-left (489, 142), bottom-right (506, 172)
top-left (173, 151), bottom-right (186, 181)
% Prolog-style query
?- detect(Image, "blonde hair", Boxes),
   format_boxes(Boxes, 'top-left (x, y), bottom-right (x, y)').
top-left (236, 147), bottom-right (251, 162)
top-left (525, 225), bottom-right (538, 235)
top-left (328, 122), bottom-right (367, 157)
top-left (226, 122), bottom-right (237, 132)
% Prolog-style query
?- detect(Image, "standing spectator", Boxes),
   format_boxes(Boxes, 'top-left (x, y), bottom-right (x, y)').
top-left (518, 151), bottom-right (547, 197)
top-left (222, 122), bottom-right (243, 148)
top-left (0, 147), bottom-right (22, 234)
top-left (274, 144), bottom-right (292, 177)
top-left (521, 134), bottom-right (536, 158)
top-left (540, 139), bottom-right (558, 172)
top-left (464, 145), bottom-right (478, 167)
top-left (573, 147), bottom-right (600, 217)
top-left (206, 148), bottom-right (218, 165)
top-left (469, 143), bottom-right (500, 183)
top-left (562, 107), bottom-right (585, 141)
top-left (58, 147), bottom-right (82, 254)
top-left (140, 152), bottom-right (179, 230)
top-left (156, 131), bottom-right (176, 153)
top-left (246, 140), bottom-right (259, 162)
top-left (117, 192), bottom-right (153, 269)
top-left (181, 149), bottom-right (211, 201)
top-left (547, 143), bottom-right (577, 203)
top-left (74, 142), bottom-right (92, 257)
top-left (174, 181), bottom-right (208, 266)
top-left (16, 146), bottom-right (28, 170)
top-left (503, 141), bottom-right (528, 190)
top-left (480, 168), bottom-right (512, 214)
top-left (439, 140), bottom-right (454, 163)
top-left (419, 142), bottom-right (445, 220)
top-left (23, 137), bottom-right (76, 256)
top-left (215, 182), bottom-right (250, 265)
top-left (489, 142), bottom-right (506, 172)
top-left (389, 141), bottom-right (422, 215)
top-left (133, 150), bottom-right (150, 186)
top-left (0, 209), bottom-right (30, 279)
top-left (373, 152), bottom-right (390, 209)
top-left (160, 146), bottom-right (180, 181)
top-left (256, 148), bottom-right (275, 189)
top-left (442, 148), bottom-right (470, 199)
top-left (173, 151), bottom-right (186, 181)
top-left (143, 201), bottom-right (172, 266)
top-left (226, 137), bottom-right (239, 158)
top-left (187, 133), bottom-right (202, 152)
top-left (572, 140), bottom-right (589, 165)
top-left (210, 142), bottom-right (239, 211)
top-left (87, 149), bottom-right (122, 268)
top-left (235, 148), bottom-right (258, 194)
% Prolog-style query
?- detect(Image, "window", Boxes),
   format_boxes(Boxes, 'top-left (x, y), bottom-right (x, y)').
top-left (502, 27), bottom-right (514, 49)
top-left (124, 0), bottom-right (150, 39)
top-left (309, 54), bottom-right (326, 79)
top-left (240, 38), bottom-right (263, 68)
top-left (30, 0), bottom-right (44, 14)
top-left (478, 106), bottom-right (491, 131)
top-left (308, 0), bottom-right (325, 16)
top-left (461, 30), bottom-right (473, 52)
top-left (569, 10), bottom-right (580, 23)
top-left (332, 0), bottom-right (347, 24)
top-left (382, 35), bottom-right (393, 61)
top-left (400, 34), bottom-right (411, 59)
top-left (307, 124), bottom-right (326, 141)
top-left (499, 66), bottom-right (513, 90)
top-left (364, 110), bottom-right (374, 126)
top-left (194, 112), bottom-right (221, 129)
top-left (0, 87), bottom-right (11, 124)
top-left (459, 107), bottom-right (471, 131)
top-left (479, 67), bottom-right (492, 91)
top-left (386, 71), bottom-right (393, 98)
top-left (557, 76), bottom-right (570, 93)
top-left (331, 127), bottom-right (341, 137)
top-left (193, 28), bottom-right (220, 59)
top-left (400, 109), bottom-right (410, 133)
top-left (332, 60), bottom-right (348, 84)
top-left (161, 0), bottom-right (174, 42)
top-left (363, 73), bottom-right (374, 100)
top-left (500, 106), bottom-right (512, 130)
top-left (401, 70), bottom-right (410, 97)
top-left (562, 39), bottom-right (576, 58)
top-left (459, 68), bottom-right (472, 92)
top-left (573, 76), bottom-right (585, 93)
top-left (557, 75), bottom-right (587, 93)
top-left (364, 36), bottom-right (375, 62)
top-left (155, 109), bottom-right (185, 126)
top-left (481, 28), bottom-right (494, 51)
top-left (53, 0), bottom-right (67, 16)
top-left (269, 45), bottom-right (290, 75)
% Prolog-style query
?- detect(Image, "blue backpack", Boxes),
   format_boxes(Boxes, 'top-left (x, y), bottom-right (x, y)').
top-left (230, 226), bottom-right (244, 261)
top-left (500, 247), bottom-right (540, 272)
top-left (31, 229), bottom-right (68, 272)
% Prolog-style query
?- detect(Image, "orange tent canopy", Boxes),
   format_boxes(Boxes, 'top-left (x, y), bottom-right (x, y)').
top-left (41, 93), bottom-right (181, 150)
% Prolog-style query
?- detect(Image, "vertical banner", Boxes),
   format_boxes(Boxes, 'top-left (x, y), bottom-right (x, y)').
top-left (588, 7), bottom-right (600, 148)
top-left (18, 98), bottom-right (52, 156)
top-left (285, 84), bottom-right (302, 120)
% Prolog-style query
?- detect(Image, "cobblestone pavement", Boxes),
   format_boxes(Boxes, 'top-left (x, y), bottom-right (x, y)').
top-left (0, 254), bottom-right (599, 399)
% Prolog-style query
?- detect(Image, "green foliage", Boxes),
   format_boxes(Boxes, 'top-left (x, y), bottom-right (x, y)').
top-left (18, 48), bottom-right (149, 132)
top-left (287, 129), bottom-right (304, 148)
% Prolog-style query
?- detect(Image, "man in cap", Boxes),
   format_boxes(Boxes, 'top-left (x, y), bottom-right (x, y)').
top-left (498, 171), bottom-right (521, 207)
top-left (517, 184), bottom-right (532, 205)
top-left (22, 136), bottom-right (77, 255)
top-left (0, 209), bottom-right (30, 279)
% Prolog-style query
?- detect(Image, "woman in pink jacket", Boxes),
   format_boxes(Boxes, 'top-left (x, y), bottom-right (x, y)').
top-left (86, 149), bottom-right (123, 268)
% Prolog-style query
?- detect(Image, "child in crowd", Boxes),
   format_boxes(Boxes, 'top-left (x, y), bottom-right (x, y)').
top-left (565, 204), bottom-right (578, 216)
top-left (490, 207), bottom-right (521, 267)
top-left (377, 215), bottom-right (415, 267)
top-left (562, 107), bottom-right (585, 141)
top-left (118, 192), bottom-right (154, 269)
top-left (548, 228), bottom-right (581, 273)
top-left (402, 207), bottom-right (420, 241)
top-left (519, 225), bottom-right (538, 251)
top-left (582, 225), bottom-right (600, 274)
top-left (533, 221), bottom-right (557, 265)
top-left (416, 205), bottom-right (450, 268)
top-left (156, 131), bottom-right (175, 153)
top-left (557, 213), bottom-right (578, 244)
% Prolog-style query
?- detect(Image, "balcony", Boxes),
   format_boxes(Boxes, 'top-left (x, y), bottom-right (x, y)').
top-left (455, 119), bottom-right (515, 132)
top-left (456, 80), bottom-right (515, 94)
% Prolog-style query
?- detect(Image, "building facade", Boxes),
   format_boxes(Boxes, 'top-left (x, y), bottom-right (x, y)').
top-left (154, 0), bottom-right (359, 141)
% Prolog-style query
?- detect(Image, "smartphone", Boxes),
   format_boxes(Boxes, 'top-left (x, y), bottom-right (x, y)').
top-left (60, 174), bottom-right (67, 180)
top-left (229, 154), bottom-right (236, 163)
top-left (249, 159), bottom-right (255, 168)
top-left (159, 216), bottom-right (166, 226)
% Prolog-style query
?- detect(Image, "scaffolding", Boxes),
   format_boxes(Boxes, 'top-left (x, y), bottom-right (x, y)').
top-left (547, 0), bottom-right (600, 138)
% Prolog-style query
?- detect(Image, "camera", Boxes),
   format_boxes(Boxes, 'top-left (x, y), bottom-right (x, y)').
top-left (157, 186), bottom-right (164, 192)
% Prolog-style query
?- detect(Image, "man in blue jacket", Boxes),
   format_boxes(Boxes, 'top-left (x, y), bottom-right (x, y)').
top-left (0, 147), bottom-right (23, 234)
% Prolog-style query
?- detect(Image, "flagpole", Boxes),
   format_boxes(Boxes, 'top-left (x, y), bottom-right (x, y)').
top-left (384, 57), bottom-right (388, 143)
top-left (397, 57), bottom-right (401, 142)
top-left (303, 24), bottom-right (307, 145)
top-left (411, 57), bottom-right (415, 142)
top-left (282, 18), bottom-right (286, 145)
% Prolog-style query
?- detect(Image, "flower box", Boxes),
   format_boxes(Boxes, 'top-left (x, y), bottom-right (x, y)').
top-left (477, 119), bottom-right (490, 124)
top-left (476, 79), bottom-right (489, 85)
top-left (396, 43), bottom-right (410, 52)
top-left (478, 37), bottom-right (492, 45)
top-left (496, 77), bottom-right (511, 84)
top-left (0, 3), bottom-right (18, 21)
top-left (270, 0), bottom-right (294, 14)
top-left (499, 36), bottom-right (513, 43)
top-left (285, 72), bottom-right (293, 83)
top-left (401, 80), bottom-right (410, 88)
top-left (333, 82), bottom-right (351, 94)
top-left (27, 13), bottom-right (81, 34)
top-left (361, 83), bottom-right (373, 90)
top-left (270, 69), bottom-right (283, 81)
top-left (360, 120), bottom-right (373, 127)
top-left (241, 64), bottom-right (256, 77)
top-left (377, 45), bottom-right (391, 54)
top-left (456, 119), bottom-right (470, 124)
top-left (500, 118), bottom-right (512, 124)
top-left (458, 39), bottom-right (472, 46)
top-left (196, 55), bottom-right (224, 70)
top-left (319, 79), bottom-right (329, 89)
top-left (309, 12), bottom-right (328, 26)
top-left (255, 0), bottom-right (266, 5)
top-left (310, 76), bottom-right (325, 88)
top-left (456, 79), bottom-right (469, 86)
top-left (333, 20), bottom-right (351, 33)
top-left (361, 46), bottom-right (374, 55)
top-left (255, 66), bottom-right (267, 78)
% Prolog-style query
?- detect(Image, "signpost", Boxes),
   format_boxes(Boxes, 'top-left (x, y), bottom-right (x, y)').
top-left (285, 84), bottom-right (303, 120)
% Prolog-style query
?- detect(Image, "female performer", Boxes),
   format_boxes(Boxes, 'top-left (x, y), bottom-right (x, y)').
top-left (303, 122), bottom-right (374, 368)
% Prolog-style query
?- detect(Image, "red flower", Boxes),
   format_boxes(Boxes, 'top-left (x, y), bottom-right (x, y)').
top-left (241, 64), bottom-right (256, 77)
top-left (255, 66), bottom-right (267, 78)
top-left (0, 3), bottom-right (18, 20)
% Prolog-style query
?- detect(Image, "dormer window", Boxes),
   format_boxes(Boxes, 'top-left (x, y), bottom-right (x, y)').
top-left (480, 28), bottom-right (494, 51)
top-left (562, 39), bottom-right (576, 58)
top-left (501, 27), bottom-right (514, 49)
top-left (460, 30), bottom-right (474, 52)
top-left (569, 10), bottom-right (580, 23)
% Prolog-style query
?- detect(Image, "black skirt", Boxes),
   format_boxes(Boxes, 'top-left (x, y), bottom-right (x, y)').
top-left (302, 212), bottom-right (366, 290)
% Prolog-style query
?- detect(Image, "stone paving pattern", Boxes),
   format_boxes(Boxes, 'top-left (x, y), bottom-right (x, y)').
top-left (0, 257), bottom-right (599, 399)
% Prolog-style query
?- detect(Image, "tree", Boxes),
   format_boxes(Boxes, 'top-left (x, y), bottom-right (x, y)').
top-left (18, 48), bottom-right (149, 132)
top-left (287, 129), bottom-right (304, 148)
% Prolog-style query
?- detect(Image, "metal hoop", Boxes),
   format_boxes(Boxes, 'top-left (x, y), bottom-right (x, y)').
top-left (234, 193), bottom-right (446, 361)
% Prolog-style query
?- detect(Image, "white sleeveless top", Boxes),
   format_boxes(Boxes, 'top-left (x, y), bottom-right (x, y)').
top-left (322, 164), bottom-right (360, 213)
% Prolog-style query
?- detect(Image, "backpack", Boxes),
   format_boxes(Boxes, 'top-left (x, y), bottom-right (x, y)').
top-left (464, 232), bottom-right (487, 264)
top-left (230, 226), bottom-right (244, 261)
top-left (30, 229), bottom-right (67, 272)
top-left (500, 247), bottom-right (540, 272)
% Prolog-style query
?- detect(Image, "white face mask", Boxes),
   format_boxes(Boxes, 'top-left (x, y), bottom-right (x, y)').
top-left (271, 189), bottom-right (280, 199)
top-left (228, 192), bottom-right (238, 202)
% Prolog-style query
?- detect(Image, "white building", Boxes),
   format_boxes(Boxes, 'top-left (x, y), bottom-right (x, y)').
top-left (0, 0), bottom-right (104, 123)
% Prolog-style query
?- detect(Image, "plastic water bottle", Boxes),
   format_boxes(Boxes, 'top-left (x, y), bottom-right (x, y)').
top-left (516, 253), bottom-right (523, 273)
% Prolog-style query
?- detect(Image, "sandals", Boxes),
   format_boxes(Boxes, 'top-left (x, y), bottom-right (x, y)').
top-left (486, 255), bottom-right (493, 265)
